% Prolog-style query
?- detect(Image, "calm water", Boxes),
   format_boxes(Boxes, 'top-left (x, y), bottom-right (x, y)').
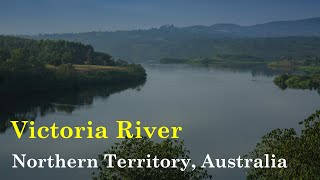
top-left (1, 64), bottom-right (319, 179)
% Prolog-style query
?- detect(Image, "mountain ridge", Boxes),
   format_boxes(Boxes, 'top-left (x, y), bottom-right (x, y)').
top-left (31, 17), bottom-right (320, 37)
top-left (30, 17), bottom-right (320, 61)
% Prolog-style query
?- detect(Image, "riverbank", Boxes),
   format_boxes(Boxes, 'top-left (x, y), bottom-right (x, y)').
top-left (268, 59), bottom-right (320, 74)
top-left (160, 55), bottom-right (266, 65)
top-left (269, 59), bottom-right (320, 90)
top-left (273, 74), bottom-right (320, 90)
top-left (0, 36), bottom-right (147, 93)
top-left (0, 64), bottom-right (146, 93)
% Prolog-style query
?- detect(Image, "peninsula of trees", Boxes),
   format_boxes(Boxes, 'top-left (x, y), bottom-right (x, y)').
top-left (270, 56), bottom-right (320, 91)
top-left (0, 36), bottom-right (146, 92)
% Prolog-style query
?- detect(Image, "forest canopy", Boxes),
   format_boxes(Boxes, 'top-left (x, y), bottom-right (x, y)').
top-left (247, 110), bottom-right (320, 179)
top-left (0, 36), bottom-right (146, 92)
top-left (0, 35), bottom-right (116, 66)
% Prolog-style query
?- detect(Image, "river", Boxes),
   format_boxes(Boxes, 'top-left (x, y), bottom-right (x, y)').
top-left (1, 64), bottom-right (319, 179)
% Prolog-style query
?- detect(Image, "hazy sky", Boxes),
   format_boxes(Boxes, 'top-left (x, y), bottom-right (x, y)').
top-left (1, 0), bottom-right (320, 34)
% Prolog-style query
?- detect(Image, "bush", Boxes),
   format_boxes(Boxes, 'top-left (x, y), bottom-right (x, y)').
top-left (93, 138), bottom-right (211, 180)
top-left (246, 110), bottom-right (320, 180)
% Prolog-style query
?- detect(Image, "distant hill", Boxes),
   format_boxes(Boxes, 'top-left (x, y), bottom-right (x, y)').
top-left (199, 17), bottom-right (320, 37)
top-left (30, 17), bottom-right (320, 62)
top-left (232, 17), bottom-right (320, 37)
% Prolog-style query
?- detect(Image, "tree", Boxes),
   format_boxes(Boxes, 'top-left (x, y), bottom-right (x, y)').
top-left (56, 63), bottom-right (76, 78)
top-left (115, 59), bottom-right (129, 66)
top-left (4, 48), bottom-right (32, 71)
top-left (93, 52), bottom-right (115, 66)
top-left (0, 48), bottom-right (10, 63)
top-left (62, 52), bottom-right (73, 64)
top-left (93, 138), bottom-right (211, 180)
top-left (246, 110), bottom-right (320, 180)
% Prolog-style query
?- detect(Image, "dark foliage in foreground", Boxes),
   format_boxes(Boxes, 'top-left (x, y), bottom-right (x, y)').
top-left (246, 110), bottom-right (320, 179)
top-left (0, 35), bottom-right (115, 66)
top-left (93, 138), bottom-right (211, 180)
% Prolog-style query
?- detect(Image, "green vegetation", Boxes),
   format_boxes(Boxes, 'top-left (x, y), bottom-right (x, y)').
top-left (246, 110), bottom-right (320, 179)
top-left (269, 56), bottom-right (320, 72)
top-left (160, 58), bottom-right (190, 64)
top-left (93, 138), bottom-right (211, 180)
top-left (31, 18), bottom-right (320, 62)
top-left (268, 60), bottom-right (296, 69)
top-left (273, 74), bottom-right (320, 90)
top-left (160, 54), bottom-right (266, 65)
top-left (270, 56), bottom-right (320, 91)
top-left (0, 35), bottom-right (116, 66)
top-left (35, 31), bottom-right (320, 62)
top-left (0, 36), bottom-right (146, 92)
top-left (296, 66), bottom-right (320, 74)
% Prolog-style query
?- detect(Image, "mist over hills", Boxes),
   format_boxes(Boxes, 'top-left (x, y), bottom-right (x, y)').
top-left (205, 17), bottom-right (320, 37)
top-left (31, 17), bottom-right (320, 62)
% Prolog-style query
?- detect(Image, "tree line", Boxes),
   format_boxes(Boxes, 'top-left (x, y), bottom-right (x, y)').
top-left (0, 35), bottom-right (119, 66)
top-left (0, 35), bottom-right (146, 92)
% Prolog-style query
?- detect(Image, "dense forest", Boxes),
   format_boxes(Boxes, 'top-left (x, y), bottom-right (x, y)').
top-left (247, 110), bottom-right (320, 179)
top-left (0, 36), bottom-right (146, 92)
top-left (0, 35), bottom-right (119, 66)
top-left (31, 18), bottom-right (320, 62)
top-left (32, 34), bottom-right (320, 62)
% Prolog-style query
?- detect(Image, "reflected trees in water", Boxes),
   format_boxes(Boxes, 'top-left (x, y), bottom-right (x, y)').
top-left (0, 80), bottom-right (146, 134)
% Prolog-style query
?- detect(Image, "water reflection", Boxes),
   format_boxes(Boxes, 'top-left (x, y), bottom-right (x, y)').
top-left (0, 80), bottom-right (146, 134)
top-left (208, 64), bottom-right (290, 77)
top-left (1, 64), bottom-right (319, 180)
top-left (146, 63), bottom-right (290, 77)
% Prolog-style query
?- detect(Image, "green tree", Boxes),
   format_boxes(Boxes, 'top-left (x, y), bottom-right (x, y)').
top-left (56, 63), bottom-right (76, 78)
top-left (61, 51), bottom-right (73, 64)
top-left (115, 59), bottom-right (129, 66)
top-left (0, 48), bottom-right (10, 63)
top-left (246, 110), bottom-right (320, 180)
top-left (93, 138), bottom-right (211, 180)
top-left (5, 48), bottom-right (32, 71)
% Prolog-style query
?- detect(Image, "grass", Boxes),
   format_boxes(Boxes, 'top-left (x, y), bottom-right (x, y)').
top-left (297, 66), bottom-right (320, 73)
top-left (268, 61), bottom-right (295, 68)
top-left (46, 64), bottom-right (126, 73)
top-left (211, 61), bottom-right (267, 64)
top-left (268, 61), bottom-right (320, 73)
top-left (73, 64), bottom-right (125, 73)
top-left (186, 60), bottom-right (267, 65)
